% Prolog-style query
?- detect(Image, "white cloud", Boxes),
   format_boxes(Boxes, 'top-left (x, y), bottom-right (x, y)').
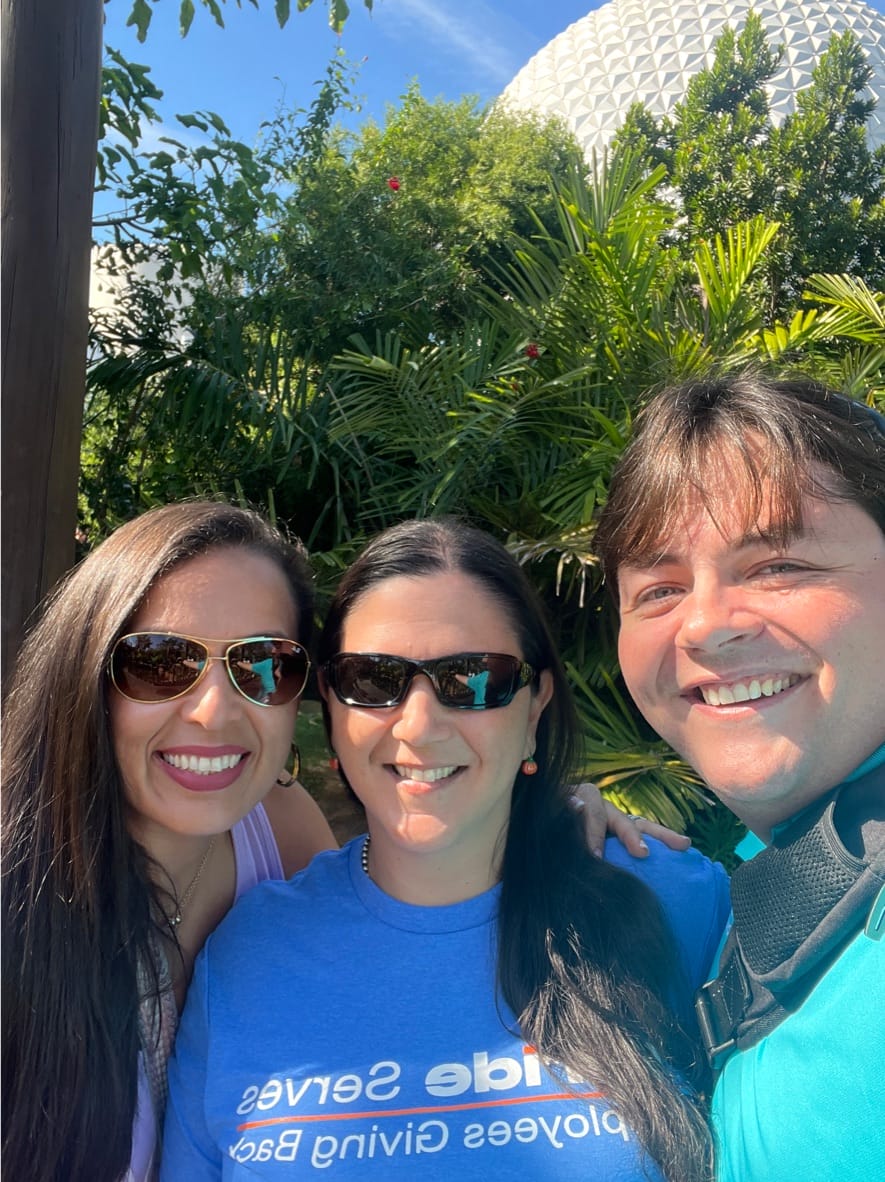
top-left (385, 0), bottom-right (523, 87)
top-left (103, 118), bottom-right (207, 156)
top-left (139, 118), bottom-right (207, 153)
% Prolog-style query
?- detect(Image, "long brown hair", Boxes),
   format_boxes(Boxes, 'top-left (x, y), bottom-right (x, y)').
top-left (1, 501), bottom-right (313, 1182)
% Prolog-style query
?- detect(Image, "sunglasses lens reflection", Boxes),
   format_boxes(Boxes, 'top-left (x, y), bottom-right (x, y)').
top-left (335, 655), bottom-right (409, 706)
top-left (227, 640), bottom-right (309, 706)
top-left (111, 635), bottom-right (309, 706)
top-left (329, 653), bottom-right (526, 710)
top-left (112, 634), bottom-right (204, 702)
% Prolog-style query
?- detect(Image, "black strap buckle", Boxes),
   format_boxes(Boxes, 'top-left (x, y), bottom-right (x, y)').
top-left (694, 939), bottom-right (752, 1072)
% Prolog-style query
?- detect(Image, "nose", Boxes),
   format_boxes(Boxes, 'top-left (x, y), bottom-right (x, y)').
top-left (675, 578), bottom-right (763, 653)
top-left (390, 674), bottom-right (451, 743)
top-left (179, 659), bottom-right (245, 728)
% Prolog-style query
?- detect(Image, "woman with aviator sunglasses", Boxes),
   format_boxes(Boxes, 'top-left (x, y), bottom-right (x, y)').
top-left (162, 518), bottom-right (729, 1182)
top-left (2, 502), bottom-right (672, 1182)
top-left (1, 502), bottom-right (337, 1182)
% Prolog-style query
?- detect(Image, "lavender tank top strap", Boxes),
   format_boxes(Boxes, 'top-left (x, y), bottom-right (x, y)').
top-left (231, 801), bottom-right (285, 898)
top-left (127, 805), bottom-right (284, 1181)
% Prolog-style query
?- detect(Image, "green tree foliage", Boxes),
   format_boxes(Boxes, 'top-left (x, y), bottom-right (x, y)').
top-left (122, 0), bottom-right (372, 41)
top-left (246, 86), bottom-right (581, 358)
top-left (85, 17), bottom-right (885, 840)
top-left (612, 13), bottom-right (885, 315)
top-left (84, 71), bottom-right (582, 540)
top-left (672, 15), bottom-right (781, 231)
top-left (94, 61), bottom-right (580, 342)
top-left (769, 31), bottom-right (885, 302)
top-left (327, 156), bottom-right (885, 826)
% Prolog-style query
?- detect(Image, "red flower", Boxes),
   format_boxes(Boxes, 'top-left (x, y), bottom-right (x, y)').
top-left (387, 177), bottom-right (400, 191)
top-left (525, 342), bottom-right (540, 359)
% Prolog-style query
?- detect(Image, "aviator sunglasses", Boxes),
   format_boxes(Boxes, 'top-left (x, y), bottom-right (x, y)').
top-left (322, 652), bottom-right (536, 711)
top-left (109, 633), bottom-right (311, 707)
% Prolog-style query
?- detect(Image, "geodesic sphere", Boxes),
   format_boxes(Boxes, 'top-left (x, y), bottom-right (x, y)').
top-left (500, 0), bottom-right (885, 154)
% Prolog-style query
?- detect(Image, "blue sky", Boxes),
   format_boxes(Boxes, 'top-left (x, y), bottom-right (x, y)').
top-left (99, 0), bottom-right (885, 207)
top-left (102, 0), bottom-right (603, 145)
top-left (102, 0), bottom-right (885, 146)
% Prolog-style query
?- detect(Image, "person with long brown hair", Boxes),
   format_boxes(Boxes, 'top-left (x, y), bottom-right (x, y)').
top-left (2, 502), bottom-right (337, 1181)
top-left (162, 518), bottom-right (729, 1182)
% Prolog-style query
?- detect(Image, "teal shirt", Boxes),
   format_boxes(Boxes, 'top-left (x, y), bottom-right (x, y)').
top-left (712, 746), bottom-right (885, 1181)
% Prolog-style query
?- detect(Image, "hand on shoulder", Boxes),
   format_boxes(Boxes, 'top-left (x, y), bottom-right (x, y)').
top-left (570, 781), bottom-right (692, 859)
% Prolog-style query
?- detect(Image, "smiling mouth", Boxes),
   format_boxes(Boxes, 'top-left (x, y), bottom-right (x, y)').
top-left (697, 674), bottom-right (802, 707)
top-left (161, 752), bottom-right (246, 774)
top-left (392, 764), bottom-right (460, 783)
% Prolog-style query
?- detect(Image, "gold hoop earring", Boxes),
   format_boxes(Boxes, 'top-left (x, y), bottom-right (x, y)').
top-left (276, 743), bottom-right (301, 787)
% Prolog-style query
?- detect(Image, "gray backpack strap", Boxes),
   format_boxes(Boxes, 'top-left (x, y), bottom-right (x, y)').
top-left (696, 765), bottom-right (885, 1070)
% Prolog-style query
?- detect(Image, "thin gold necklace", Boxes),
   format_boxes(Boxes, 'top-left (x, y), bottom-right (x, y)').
top-left (169, 838), bottom-right (216, 926)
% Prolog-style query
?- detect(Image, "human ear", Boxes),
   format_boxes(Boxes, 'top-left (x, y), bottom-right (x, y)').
top-left (524, 668), bottom-right (554, 750)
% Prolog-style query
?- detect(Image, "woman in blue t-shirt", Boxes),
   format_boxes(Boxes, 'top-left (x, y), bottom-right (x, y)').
top-left (163, 518), bottom-right (729, 1182)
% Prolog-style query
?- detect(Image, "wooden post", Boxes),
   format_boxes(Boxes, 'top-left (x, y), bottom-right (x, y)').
top-left (1, 0), bottom-right (103, 686)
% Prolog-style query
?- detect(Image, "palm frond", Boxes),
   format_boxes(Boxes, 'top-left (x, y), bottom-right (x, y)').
top-left (692, 215), bottom-right (781, 344)
top-left (568, 664), bottom-right (710, 829)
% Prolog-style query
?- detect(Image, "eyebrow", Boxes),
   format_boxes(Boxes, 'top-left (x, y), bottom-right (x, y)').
top-left (622, 524), bottom-right (806, 571)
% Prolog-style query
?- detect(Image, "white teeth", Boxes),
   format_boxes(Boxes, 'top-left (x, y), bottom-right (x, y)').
top-left (162, 752), bottom-right (244, 774)
top-left (394, 765), bottom-right (458, 783)
top-left (700, 675), bottom-right (800, 707)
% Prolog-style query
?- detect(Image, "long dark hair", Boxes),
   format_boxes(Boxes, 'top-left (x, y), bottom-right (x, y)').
top-left (594, 373), bottom-right (885, 591)
top-left (318, 518), bottom-right (712, 1182)
top-left (1, 501), bottom-right (313, 1182)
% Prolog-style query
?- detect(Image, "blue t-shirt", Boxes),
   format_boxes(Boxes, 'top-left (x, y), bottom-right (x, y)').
top-left (161, 837), bottom-right (730, 1181)
top-left (712, 746), bottom-right (885, 1181)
